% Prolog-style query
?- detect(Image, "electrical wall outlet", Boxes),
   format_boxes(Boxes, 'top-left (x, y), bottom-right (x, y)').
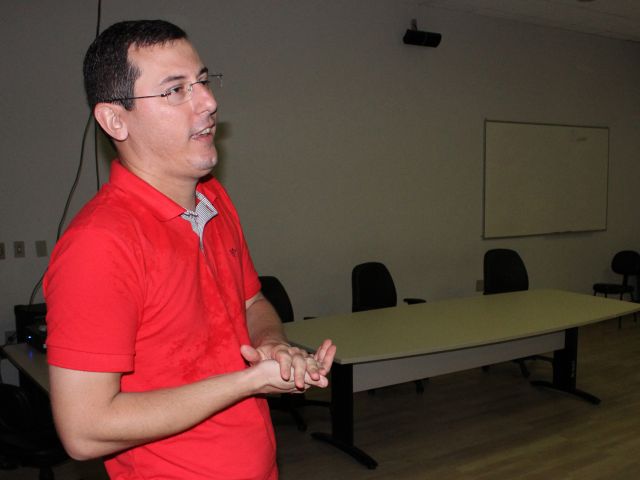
top-left (14, 241), bottom-right (25, 258)
top-left (4, 330), bottom-right (17, 345)
top-left (35, 240), bottom-right (48, 257)
top-left (0, 242), bottom-right (5, 260)
top-left (476, 279), bottom-right (484, 292)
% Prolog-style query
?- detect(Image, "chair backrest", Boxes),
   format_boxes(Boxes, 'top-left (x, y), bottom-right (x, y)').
top-left (259, 276), bottom-right (294, 323)
top-left (352, 262), bottom-right (398, 312)
top-left (611, 250), bottom-right (640, 282)
top-left (483, 248), bottom-right (529, 295)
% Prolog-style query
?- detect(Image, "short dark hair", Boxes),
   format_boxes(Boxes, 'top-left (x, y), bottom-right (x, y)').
top-left (83, 20), bottom-right (187, 111)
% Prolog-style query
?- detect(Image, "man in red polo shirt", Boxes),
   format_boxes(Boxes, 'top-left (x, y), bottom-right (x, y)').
top-left (44, 20), bottom-right (335, 479)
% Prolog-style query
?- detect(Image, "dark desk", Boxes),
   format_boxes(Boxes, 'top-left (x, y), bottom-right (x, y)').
top-left (1, 343), bottom-right (49, 393)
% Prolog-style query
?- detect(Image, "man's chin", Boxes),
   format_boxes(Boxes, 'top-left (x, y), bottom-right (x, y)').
top-left (195, 156), bottom-right (218, 176)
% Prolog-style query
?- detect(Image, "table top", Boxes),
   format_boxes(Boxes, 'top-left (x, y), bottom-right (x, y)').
top-left (4, 290), bottom-right (637, 387)
top-left (1, 342), bottom-right (49, 392)
top-left (284, 289), bottom-right (640, 365)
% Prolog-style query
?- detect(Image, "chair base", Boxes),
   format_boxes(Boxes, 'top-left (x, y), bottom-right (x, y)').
top-left (482, 355), bottom-right (552, 378)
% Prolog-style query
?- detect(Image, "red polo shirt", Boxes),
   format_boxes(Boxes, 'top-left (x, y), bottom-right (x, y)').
top-left (44, 160), bottom-right (276, 479)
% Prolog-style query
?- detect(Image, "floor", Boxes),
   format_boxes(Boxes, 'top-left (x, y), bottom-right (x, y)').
top-left (1, 314), bottom-right (639, 479)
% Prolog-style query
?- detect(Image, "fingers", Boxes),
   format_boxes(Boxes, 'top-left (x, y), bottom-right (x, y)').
top-left (253, 341), bottom-right (335, 391)
top-left (272, 346), bottom-right (294, 381)
top-left (279, 347), bottom-right (319, 389)
top-left (313, 339), bottom-right (332, 363)
top-left (292, 353), bottom-right (309, 389)
top-left (280, 370), bottom-right (326, 392)
top-left (314, 339), bottom-right (337, 375)
top-left (291, 345), bottom-right (335, 389)
top-left (240, 344), bottom-right (261, 365)
top-left (271, 345), bottom-right (327, 389)
top-left (256, 360), bottom-right (326, 394)
top-left (253, 360), bottom-right (308, 394)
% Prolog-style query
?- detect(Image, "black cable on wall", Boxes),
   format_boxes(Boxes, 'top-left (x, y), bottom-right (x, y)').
top-left (28, 0), bottom-right (103, 305)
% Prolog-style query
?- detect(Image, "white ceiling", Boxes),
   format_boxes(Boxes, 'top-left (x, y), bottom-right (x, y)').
top-left (418, 0), bottom-right (640, 43)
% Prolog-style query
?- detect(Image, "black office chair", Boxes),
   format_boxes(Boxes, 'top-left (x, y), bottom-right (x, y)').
top-left (0, 383), bottom-right (68, 480)
top-left (352, 262), bottom-right (426, 312)
top-left (483, 248), bottom-right (529, 295)
top-left (593, 250), bottom-right (640, 328)
top-left (351, 262), bottom-right (426, 393)
top-left (258, 276), bottom-right (330, 431)
top-left (483, 248), bottom-right (549, 378)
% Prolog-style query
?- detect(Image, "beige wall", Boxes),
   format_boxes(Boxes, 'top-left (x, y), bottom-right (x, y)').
top-left (2, 0), bottom-right (640, 342)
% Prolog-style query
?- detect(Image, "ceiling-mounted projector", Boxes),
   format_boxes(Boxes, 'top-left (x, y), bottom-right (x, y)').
top-left (403, 28), bottom-right (442, 47)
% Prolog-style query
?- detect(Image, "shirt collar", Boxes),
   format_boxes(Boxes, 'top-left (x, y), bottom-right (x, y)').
top-left (181, 191), bottom-right (219, 249)
top-left (108, 160), bottom-right (218, 222)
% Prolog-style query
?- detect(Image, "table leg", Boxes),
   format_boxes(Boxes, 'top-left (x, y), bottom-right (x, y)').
top-left (310, 363), bottom-right (378, 469)
top-left (530, 327), bottom-right (600, 405)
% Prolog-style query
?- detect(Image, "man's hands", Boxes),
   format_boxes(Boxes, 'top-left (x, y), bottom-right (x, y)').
top-left (244, 291), bottom-right (336, 393)
top-left (240, 339), bottom-right (336, 391)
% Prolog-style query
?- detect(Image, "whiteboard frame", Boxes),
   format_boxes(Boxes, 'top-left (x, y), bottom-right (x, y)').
top-left (483, 120), bottom-right (609, 239)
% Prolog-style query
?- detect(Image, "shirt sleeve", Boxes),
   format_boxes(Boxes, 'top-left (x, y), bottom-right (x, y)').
top-left (44, 224), bottom-right (144, 372)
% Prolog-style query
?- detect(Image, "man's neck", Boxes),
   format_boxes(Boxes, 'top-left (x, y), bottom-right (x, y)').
top-left (120, 159), bottom-right (198, 211)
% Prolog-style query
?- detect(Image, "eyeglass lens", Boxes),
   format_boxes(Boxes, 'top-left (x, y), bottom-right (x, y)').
top-left (166, 74), bottom-right (223, 106)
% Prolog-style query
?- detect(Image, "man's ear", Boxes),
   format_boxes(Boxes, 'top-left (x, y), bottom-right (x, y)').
top-left (94, 103), bottom-right (129, 141)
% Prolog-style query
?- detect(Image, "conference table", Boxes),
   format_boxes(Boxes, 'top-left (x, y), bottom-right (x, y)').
top-left (283, 289), bottom-right (640, 469)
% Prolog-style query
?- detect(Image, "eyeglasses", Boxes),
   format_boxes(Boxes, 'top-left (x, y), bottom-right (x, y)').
top-left (108, 73), bottom-right (223, 106)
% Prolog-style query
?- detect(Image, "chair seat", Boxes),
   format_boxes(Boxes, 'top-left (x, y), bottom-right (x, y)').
top-left (593, 283), bottom-right (634, 295)
top-left (0, 383), bottom-right (69, 478)
top-left (0, 430), bottom-right (68, 468)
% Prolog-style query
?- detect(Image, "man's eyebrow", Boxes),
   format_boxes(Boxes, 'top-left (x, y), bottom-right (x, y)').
top-left (159, 67), bottom-right (209, 85)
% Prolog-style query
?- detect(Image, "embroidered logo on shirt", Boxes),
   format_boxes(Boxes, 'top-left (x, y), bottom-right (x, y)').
top-left (229, 248), bottom-right (238, 257)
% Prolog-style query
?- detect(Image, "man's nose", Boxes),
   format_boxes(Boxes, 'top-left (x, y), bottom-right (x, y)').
top-left (192, 83), bottom-right (217, 113)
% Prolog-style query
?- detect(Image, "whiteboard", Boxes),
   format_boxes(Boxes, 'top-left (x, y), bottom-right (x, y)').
top-left (483, 120), bottom-right (609, 238)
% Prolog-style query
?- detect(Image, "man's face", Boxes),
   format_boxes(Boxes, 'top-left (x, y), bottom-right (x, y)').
top-left (122, 39), bottom-right (218, 181)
